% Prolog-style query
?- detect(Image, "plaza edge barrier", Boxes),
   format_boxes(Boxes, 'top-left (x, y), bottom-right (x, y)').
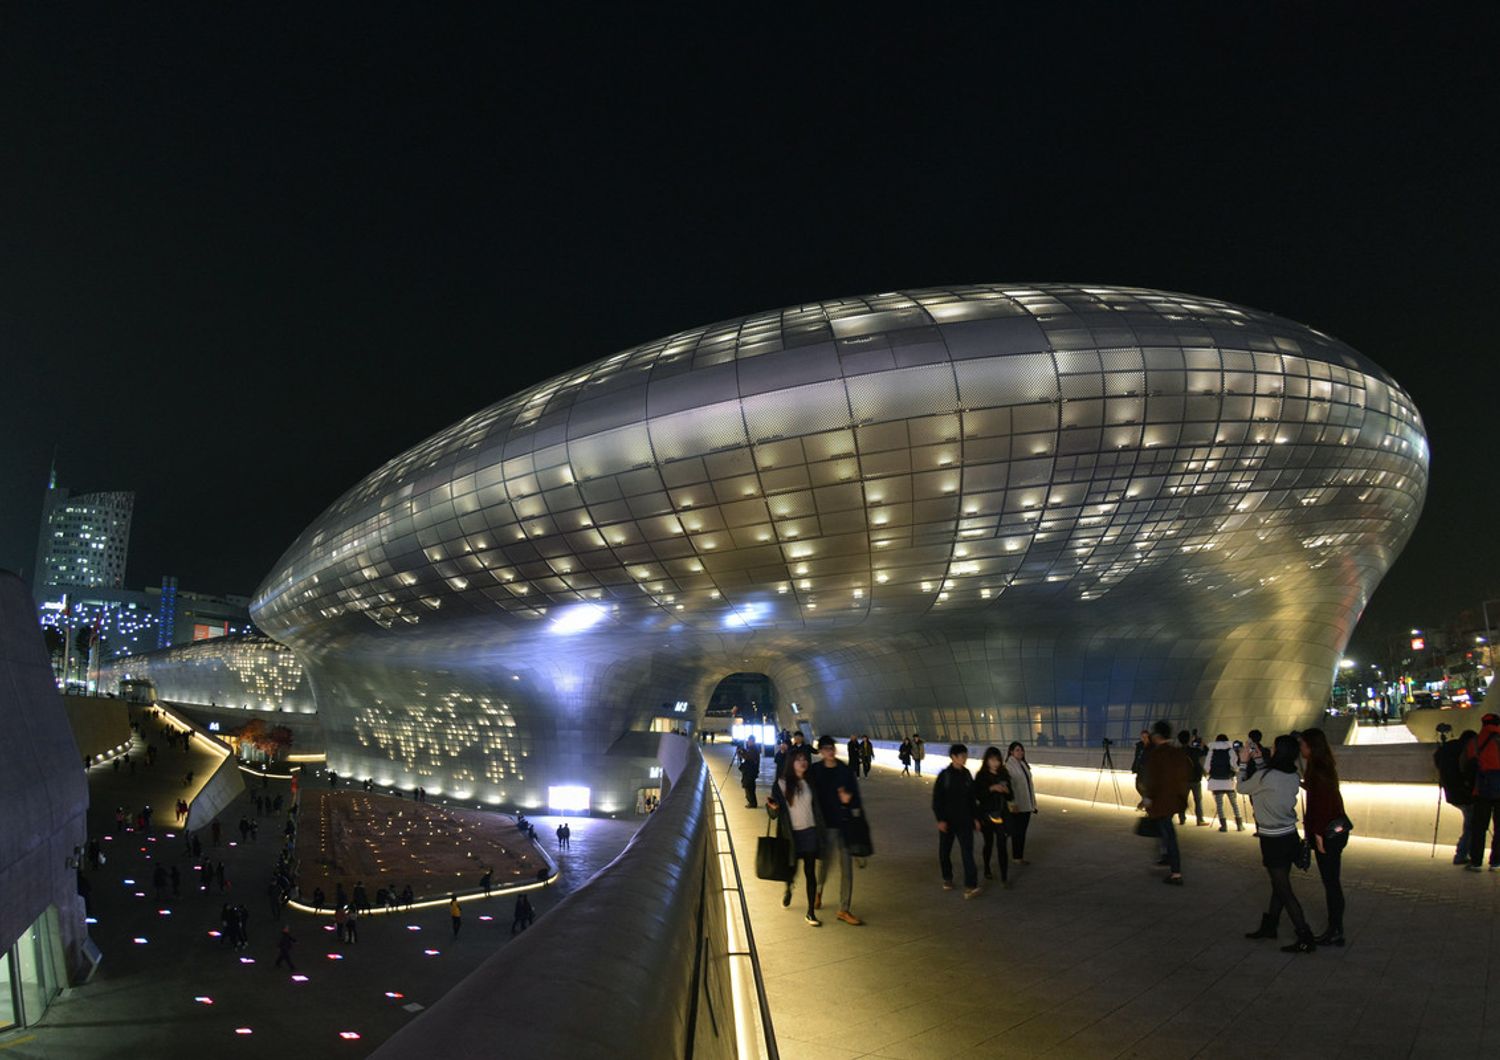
top-left (370, 734), bottom-right (776, 1060)
top-left (859, 739), bottom-right (1451, 847)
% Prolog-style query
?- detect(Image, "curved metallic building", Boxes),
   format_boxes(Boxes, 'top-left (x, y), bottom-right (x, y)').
top-left (252, 285), bottom-right (1427, 811)
top-left (99, 633), bottom-right (316, 715)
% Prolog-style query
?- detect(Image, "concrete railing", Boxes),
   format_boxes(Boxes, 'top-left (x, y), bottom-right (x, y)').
top-left (371, 734), bottom-right (776, 1060)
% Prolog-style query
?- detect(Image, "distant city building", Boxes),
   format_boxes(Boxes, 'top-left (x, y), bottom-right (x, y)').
top-left (31, 466), bottom-right (133, 593)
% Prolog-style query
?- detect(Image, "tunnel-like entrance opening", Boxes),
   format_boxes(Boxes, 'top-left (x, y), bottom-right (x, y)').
top-left (704, 671), bottom-right (778, 736)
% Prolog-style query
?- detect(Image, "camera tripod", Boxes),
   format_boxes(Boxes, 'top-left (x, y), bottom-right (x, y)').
top-left (1091, 738), bottom-right (1125, 808)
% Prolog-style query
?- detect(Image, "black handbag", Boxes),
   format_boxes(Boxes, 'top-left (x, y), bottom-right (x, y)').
top-left (844, 809), bottom-right (874, 859)
top-left (1133, 816), bottom-right (1159, 838)
top-left (755, 817), bottom-right (795, 882)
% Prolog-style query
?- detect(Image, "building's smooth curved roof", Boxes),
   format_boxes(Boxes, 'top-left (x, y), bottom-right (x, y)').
top-left (253, 284), bottom-right (1426, 647)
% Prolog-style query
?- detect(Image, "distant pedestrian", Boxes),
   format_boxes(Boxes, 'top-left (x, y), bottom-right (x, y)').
top-left (235, 905), bottom-right (250, 950)
top-left (1004, 742), bottom-right (1037, 863)
top-left (216, 861), bottom-right (226, 893)
top-left (1204, 735), bottom-right (1243, 831)
top-left (1177, 731), bottom-right (1208, 826)
top-left (556, 823), bottom-right (566, 849)
top-left (334, 904), bottom-right (348, 942)
top-left (1238, 735), bottom-right (1317, 952)
top-left (511, 894), bottom-right (535, 934)
top-left (344, 906), bottom-right (359, 943)
top-left (561, 823), bottom-right (571, 849)
top-left (479, 870), bottom-right (492, 898)
top-left (274, 927), bottom-right (297, 971)
top-left (312, 886), bottom-right (325, 914)
top-left (450, 895), bottom-right (462, 937)
top-left (898, 739), bottom-right (911, 776)
top-left (737, 737), bottom-right (761, 808)
top-left (911, 734), bottom-right (926, 776)
top-left (860, 735), bottom-right (874, 779)
top-left (268, 880), bottom-right (283, 919)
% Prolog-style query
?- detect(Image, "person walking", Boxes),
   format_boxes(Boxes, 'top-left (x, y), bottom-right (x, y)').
top-left (898, 738), bottom-right (912, 777)
top-left (1204, 734), bottom-right (1243, 831)
top-left (911, 734), bottom-right (926, 776)
top-left (511, 893), bottom-right (535, 934)
top-left (344, 905), bottom-right (359, 944)
top-left (974, 746), bottom-right (1011, 886)
top-left (273, 926), bottom-right (297, 971)
top-left (1177, 731), bottom-right (1208, 826)
top-left (860, 735), bottom-right (873, 778)
top-left (1238, 735), bottom-right (1317, 952)
top-left (932, 744), bottom-right (981, 897)
top-left (556, 824), bottom-right (566, 849)
top-left (1140, 721), bottom-right (1190, 885)
top-left (1464, 712), bottom-right (1500, 872)
top-left (1435, 730), bottom-right (1478, 864)
top-left (765, 746), bottom-right (825, 926)
top-left (334, 903), bottom-right (348, 943)
top-left (808, 735), bottom-right (862, 925)
top-left (449, 894), bottom-right (462, 938)
top-left (1300, 728), bottom-right (1350, 945)
top-left (1004, 742), bottom-right (1038, 863)
top-left (738, 736), bottom-right (761, 808)
top-left (846, 735), bottom-right (862, 780)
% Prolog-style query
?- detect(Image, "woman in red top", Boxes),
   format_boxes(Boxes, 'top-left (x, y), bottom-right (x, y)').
top-left (1300, 728), bottom-right (1347, 946)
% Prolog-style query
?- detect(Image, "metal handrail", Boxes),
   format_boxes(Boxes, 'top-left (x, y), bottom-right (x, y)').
top-left (705, 767), bottom-right (779, 1060)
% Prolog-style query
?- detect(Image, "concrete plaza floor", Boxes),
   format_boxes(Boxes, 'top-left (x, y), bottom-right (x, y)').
top-left (711, 747), bottom-right (1500, 1060)
top-left (11, 707), bottom-right (639, 1059)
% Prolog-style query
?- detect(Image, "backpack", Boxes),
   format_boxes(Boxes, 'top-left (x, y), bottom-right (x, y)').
top-left (1208, 746), bottom-right (1234, 780)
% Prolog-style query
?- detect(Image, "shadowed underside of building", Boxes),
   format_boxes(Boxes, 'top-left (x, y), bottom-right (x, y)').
top-left (251, 285), bottom-right (1427, 812)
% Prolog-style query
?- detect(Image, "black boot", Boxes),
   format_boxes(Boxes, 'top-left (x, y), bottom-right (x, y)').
top-left (1313, 926), bottom-right (1344, 946)
top-left (1244, 914), bottom-right (1278, 940)
top-left (1280, 929), bottom-right (1317, 954)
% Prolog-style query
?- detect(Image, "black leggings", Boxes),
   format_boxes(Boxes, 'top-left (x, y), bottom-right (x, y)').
top-left (980, 821), bottom-right (1009, 881)
top-left (1315, 845), bottom-right (1344, 933)
top-left (1265, 864), bottom-right (1309, 934)
top-left (1008, 812), bottom-right (1032, 859)
top-left (786, 853), bottom-right (817, 914)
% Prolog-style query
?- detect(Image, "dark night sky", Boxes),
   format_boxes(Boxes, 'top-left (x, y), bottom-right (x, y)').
top-left (2, 7), bottom-right (1496, 656)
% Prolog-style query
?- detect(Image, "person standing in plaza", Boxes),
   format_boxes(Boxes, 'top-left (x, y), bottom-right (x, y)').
top-left (898, 738), bottom-right (912, 776)
top-left (974, 746), bottom-right (1011, 885)
top-left (1141, 721), bottom-right (1190, 885)
top-left (345, 905), bottom-right (359, 943)
top-left (1177, 731), bottom-right (1208, 827)
top-left (933, 744), bottom-right (981, 897)
top-left (1238, 735), bottom-right (1316, 952)
top-left (846, 735), bottom-right (862, 780)
top-left (1300, 728), bottom-right (1349, 945)
top-left (808, 735), bottom-right (862, 925)
top-left (334, 903), bottom-right (348, 942)
top-left (274, 926), bottom-right (297, 971)
top-left (738, 736), bottom-right (761, 808)
top-left (1435, 729), bottom-right (1477, 864)
top-left (450, 894), bottom-right (462, 938)
top-left (860, 734), bottom-right (874, 779)
top-left (765, 746), bottom-right (825, 926)
top-left (1004, 741), bottom-right (1037, 864)
top-left (511, 893), bottom-right (535, 933)
top-left (911, 734), bottom-right (926, 776)
top-left (1463, 712), bottom-right (1500, 871)
top-left (1204, 735), bottom-right (1243, 831)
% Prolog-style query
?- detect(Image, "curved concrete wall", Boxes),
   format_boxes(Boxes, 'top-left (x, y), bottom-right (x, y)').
top-left (0, 571), bottom-right (90, 979)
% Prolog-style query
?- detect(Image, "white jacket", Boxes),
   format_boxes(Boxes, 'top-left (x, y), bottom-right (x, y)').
top-left (1005, 757), bottom-right (1036, 813)
top-left (1203, 739), bottom-right (1238, 792)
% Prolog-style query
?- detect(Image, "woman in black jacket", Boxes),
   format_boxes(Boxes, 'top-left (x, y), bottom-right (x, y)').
top-left (974, 746), bottom-right (1011, 886)
top-left (766, 746), bottom-right (826, 926)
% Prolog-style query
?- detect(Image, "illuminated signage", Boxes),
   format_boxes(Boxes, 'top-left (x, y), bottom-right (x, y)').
top-left (1411, 637), bottom-right (1425, 651)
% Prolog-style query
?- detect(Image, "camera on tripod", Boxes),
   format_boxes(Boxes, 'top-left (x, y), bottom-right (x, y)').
top-left (1101, 737), bottom-right (1113, 747)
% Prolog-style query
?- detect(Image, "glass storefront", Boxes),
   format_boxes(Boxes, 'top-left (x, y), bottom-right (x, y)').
top-left (1, 907), bottom-right (63, 1031)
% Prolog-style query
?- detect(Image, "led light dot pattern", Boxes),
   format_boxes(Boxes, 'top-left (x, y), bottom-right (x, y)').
top-left (253, 285), bottom-right (1426, 807)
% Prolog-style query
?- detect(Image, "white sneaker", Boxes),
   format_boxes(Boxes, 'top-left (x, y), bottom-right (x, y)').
top-left (941, 880), bottom-right (955, 891)
top-left (963, 887), bottom-right (982, 900)
top-left (804, 913), bottom-right (821, 927)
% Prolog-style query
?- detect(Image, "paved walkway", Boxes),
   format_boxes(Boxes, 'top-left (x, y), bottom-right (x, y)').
top-left (14, 707), bottom-right (639, 1059)
top-left (710, 747), bottom-right (1500, 1060)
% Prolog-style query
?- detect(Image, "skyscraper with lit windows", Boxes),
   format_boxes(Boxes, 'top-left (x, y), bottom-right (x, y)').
top-left (31, 467), bottom-right (134, 593)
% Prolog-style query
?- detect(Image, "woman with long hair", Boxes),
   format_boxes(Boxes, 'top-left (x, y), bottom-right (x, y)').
top-left (1004, 741), bottom-right (1037, 863)
top-left (1237, 734), bottom-right (1316, 953)
top-left (974, 746), bottom-right (1011, 885)
top-left (765, 746), bottom-right (825, 926)
top-left (1300, 727), bottom-right (1349, 945)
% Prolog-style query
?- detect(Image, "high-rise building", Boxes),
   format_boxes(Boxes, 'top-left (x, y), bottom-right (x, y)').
top-left (31, 465), bottom-right (133, 593)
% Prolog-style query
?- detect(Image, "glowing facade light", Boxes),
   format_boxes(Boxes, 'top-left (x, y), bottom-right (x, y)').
top-left (547, 785), bottom-right (590, 812)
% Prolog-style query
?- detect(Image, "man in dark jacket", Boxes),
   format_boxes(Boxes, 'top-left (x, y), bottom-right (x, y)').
top-left (1434, 730), bottom-right (1476, 864)
top-left (932, 744), bottom-right (981, 897)
top-left (738, 737), bottom-right (761, 808)
top-left (1142, 721), bottom-right (1192, 885)
top-left (809, 735), bottom-right (862, 924)
top-left (1177, 731), bottom-right (1208, 826)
